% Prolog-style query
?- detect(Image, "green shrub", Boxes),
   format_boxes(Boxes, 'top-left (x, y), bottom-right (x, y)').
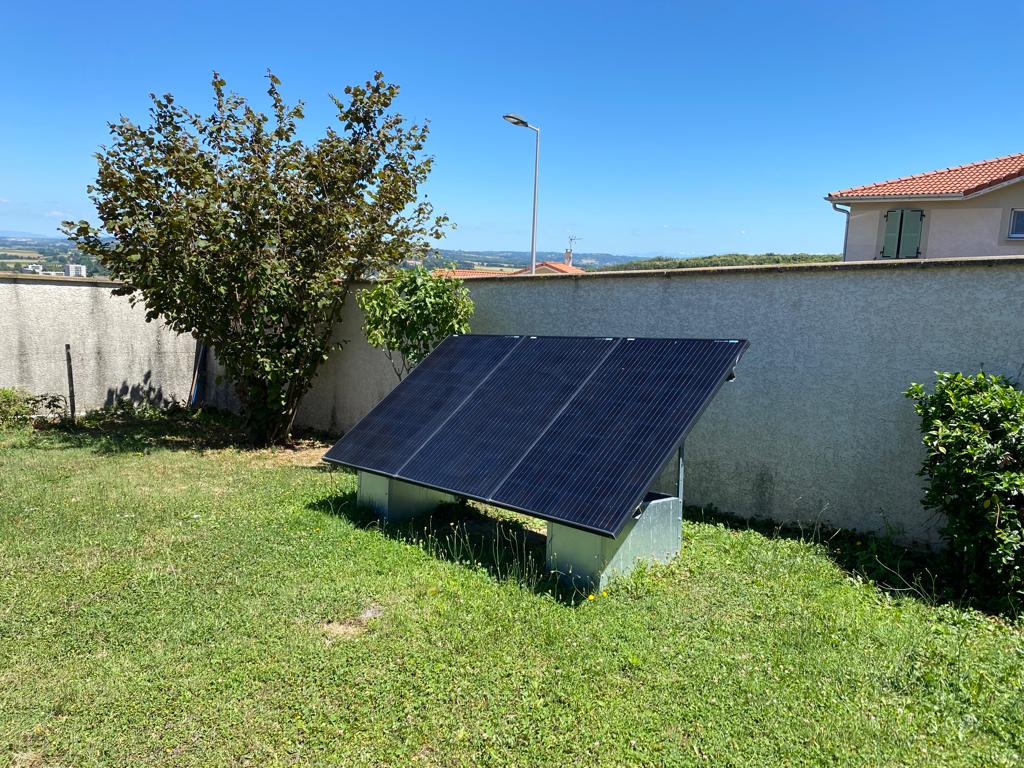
top-left (906, 372), bottom-right (1024, 610)
top-left (358, 264), bottom-right (473, 380)
top-left (0, 387), bottom-right (33, 427)
top-left (0, 389), bottom-right (68, 428)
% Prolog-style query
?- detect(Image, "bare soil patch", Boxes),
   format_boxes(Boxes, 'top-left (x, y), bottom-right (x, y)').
top-left (11, 752), bottom-right (45, 768)
top-left (249, 440), bottom-right (332, 468)
top-left (320, 604), bottom-right (383, 643)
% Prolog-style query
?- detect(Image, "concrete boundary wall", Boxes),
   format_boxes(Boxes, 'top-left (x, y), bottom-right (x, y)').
top-left (6, 258), bottom-right (1024, 542)
top-left (0, 274), bottom-right (197, 413)
top-left (295, 256), bottom-right (1024, 543)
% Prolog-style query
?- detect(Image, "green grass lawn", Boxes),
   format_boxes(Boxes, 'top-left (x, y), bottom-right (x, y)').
top-left (1, 417), bottom-right (1022, 767)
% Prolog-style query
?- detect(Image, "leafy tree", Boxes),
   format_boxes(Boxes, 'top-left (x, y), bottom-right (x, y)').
top-left (358, 264), bottom-right (473, 380)
top-left (63, 71), bottom-right (448, 444)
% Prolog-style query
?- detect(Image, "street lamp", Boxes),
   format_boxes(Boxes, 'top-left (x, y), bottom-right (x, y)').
top-left (503, 113), bottom-right (540, 275)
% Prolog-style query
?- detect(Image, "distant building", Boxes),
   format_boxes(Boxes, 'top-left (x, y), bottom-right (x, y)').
top-left (827, 152), bottom-right (1024, 261)
top-left (21, 264), bottom-right (43, 274)
top-left (431, 249), bottom-right (586, 280)
top-left (510, 249), bottom-right (585, 275)
top-left (431, 267), bottom-right (514, 279)
top-left (63, 264), bottom-right (87, 277)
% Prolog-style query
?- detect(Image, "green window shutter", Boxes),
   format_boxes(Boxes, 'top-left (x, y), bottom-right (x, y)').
top-left (898, 209), bottom-right (924, 258)
top-left (881, 210), bottom-right (902, 258)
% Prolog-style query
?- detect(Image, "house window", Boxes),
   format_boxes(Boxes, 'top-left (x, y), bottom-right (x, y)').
top-left (881, 209), bottom-right (924, 259)
top-left (1009, 209), bottom-right (1024, 239)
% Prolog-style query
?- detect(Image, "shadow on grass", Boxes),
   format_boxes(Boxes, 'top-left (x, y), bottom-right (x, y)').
top-left (30, 405), bottom-right (249, 454)
top-left (24, 396), bottom-right (345, 456)
top-left (684, 504), bottom-right (970, 610)
top-left (310, 491), bottom-right (588, 605)
top-left (310, 488), bottom-right (972, 610)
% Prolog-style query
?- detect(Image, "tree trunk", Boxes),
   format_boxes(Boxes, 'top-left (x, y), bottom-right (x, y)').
top-left (238, 376), bottom-right (304, 446)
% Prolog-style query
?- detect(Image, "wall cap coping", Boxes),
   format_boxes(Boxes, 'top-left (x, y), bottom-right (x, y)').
top-left (6, 254), bottom-right (1024, 290)
top-left (457, 254), bottom-right (1024, 281)
top-left (0, 272), bottom-right (118, 288)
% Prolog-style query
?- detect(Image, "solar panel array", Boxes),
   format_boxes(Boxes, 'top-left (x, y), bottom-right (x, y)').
top-left (324, 335), bottom-right (748, 537)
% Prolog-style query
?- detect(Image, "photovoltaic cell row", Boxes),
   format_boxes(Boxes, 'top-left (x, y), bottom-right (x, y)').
top-left (323, 335), bottom-right (748, 538)
top-left (322, 335), bottom-right (520, 475)
top-left (490, 338), bottom-right (744, 535)
top-left (400, 336), bottom-right (616, 500)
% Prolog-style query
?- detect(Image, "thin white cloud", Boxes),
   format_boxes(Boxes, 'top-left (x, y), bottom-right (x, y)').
top-left (44, 210), bottom-right (68, 218)
top-left (0, 197), bottom-right (9, 204)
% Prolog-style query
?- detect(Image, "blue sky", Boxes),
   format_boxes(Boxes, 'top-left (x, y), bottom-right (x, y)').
top-left (2, 1), bottom-right (1022, 256)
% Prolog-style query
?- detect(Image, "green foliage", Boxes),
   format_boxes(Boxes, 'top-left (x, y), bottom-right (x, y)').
top-left (0, 388), bottom-right (32, 428)
top-left (358, 264), bottom-right (473, 380)
top-left (28, 392), bottom-right (69, 423)
top-left (906, 372), bottom-right (1024, 611)
top-left (63, 71), bottom-right (448, 444)
top-left (0, 388), bottom-right (66, 428)
top-left (594, 253), bottom-right (840, 271)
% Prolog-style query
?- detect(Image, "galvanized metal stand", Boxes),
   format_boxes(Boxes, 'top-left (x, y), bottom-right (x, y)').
top-left (545, 442), bottom-right (686, 591)
top-left (357, 471), bottom-right (458, 524)
top-left (358, 442), bottom-right (688, 591)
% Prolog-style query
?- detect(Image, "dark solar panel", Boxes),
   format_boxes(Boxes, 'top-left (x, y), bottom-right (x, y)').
top-left (322, 334), bottom-right (520, 475)
top-left (491, 338), bottom-right (743, 535)
top-left (400, 336), bottom-right (617, 499)
top-left (323, 335), bottom-right (748, 537)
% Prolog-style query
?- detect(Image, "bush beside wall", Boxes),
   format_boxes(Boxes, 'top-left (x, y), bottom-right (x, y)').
top-left (907, 372), bottom-right (1024, 610)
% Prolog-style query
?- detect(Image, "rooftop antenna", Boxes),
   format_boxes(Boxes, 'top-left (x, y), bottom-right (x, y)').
top-left (565, 234), bottom-right (581, 266)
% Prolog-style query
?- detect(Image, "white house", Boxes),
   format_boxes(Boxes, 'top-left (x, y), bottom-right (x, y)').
top-left (826, 153), bottom-right (1024, 261)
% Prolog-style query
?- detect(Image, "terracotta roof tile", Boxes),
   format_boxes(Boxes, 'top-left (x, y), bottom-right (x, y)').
top-left (430, 268), bottom-right (511, 279)
top-left (828, 153), bottom-right (1024, 201)
top-left (511, 261), bottom-right (586, 275)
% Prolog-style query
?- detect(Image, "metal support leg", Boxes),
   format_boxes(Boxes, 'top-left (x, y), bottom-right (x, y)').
top-left (357, 471), bottom-right (457, 524)
top-left (676, 442), bottom-right (685, 505)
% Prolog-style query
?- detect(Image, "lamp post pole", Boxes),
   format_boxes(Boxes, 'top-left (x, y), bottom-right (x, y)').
top-left (503, 113), bottom-right (540, 275)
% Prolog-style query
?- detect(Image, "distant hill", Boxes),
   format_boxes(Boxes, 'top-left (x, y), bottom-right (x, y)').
top-left (432, 249), bottom-right (631, 270)
top-left (592, 253), bottom-right (841, 272)
top-left (0, 230), bottom-right (61, 239)
top-left (0, 238), bottom-right (840, 280)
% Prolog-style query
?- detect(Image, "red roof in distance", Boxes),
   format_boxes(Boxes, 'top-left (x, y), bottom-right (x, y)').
top-left (430, 268), bottom-right (514, 279)
top-left (432, 261), bottom-right (585, 279)
top-left (511, 261), bottom-right (585, 275)
top-left (828, 152), bottom-right (1024, 201)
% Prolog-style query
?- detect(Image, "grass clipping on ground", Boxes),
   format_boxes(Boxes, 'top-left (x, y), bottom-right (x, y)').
top-left (0, 422), bottom-right (1022, 767)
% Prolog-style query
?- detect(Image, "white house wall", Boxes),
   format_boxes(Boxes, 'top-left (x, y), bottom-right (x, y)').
top-left (843, 183), bottom-right (1024, 261)
top-left (844, 207), bottom-right (882, 260)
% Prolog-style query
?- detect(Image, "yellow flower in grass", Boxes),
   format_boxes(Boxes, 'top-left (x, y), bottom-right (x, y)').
top-left (587, 594), bottom-right (595, 601)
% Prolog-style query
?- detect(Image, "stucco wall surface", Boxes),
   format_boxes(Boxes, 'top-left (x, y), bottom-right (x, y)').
top-left (7, 259), bottom-right (1024, 544)
top-left (294, 259), bottom-right (1024, 543)
top-left (0, 275), bottom-right (197, 413)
